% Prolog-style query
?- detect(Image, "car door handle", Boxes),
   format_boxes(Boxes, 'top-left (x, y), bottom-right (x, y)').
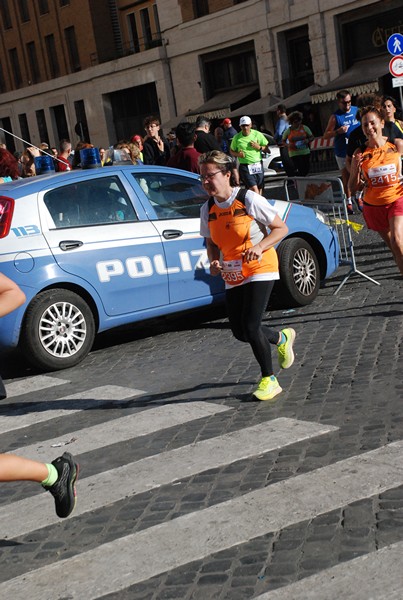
top-left (59, 240), bottom-right (84, 251)
top-left (162, 229), bottom-right (183, 239)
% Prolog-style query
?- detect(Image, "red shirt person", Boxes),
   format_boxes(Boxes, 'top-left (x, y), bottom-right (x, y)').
top-left (167, 122), bottom-right (200, 174)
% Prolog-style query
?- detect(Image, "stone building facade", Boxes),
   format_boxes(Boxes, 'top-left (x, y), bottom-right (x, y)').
top-left (0, 0), bottom-right (398, 151)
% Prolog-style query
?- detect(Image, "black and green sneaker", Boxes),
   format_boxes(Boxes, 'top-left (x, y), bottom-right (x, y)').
top-left (44, 452), bottom-right (78, 518)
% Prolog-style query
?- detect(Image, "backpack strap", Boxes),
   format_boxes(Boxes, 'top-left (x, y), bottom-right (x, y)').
top-left (208, 187), bottom-right (247, 210)
top-left (235, 187), bottom-right (247, 205)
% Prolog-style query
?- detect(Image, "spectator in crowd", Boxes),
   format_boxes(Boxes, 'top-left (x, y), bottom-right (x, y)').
top-left (273, 104), bottom-right (295, 177)
top-left (382, 95), bottom-right (403, 135)
top-left (115, 140), bottom-right (142, 165)
top-left (194, 116), bottom-right (221, 154)
top-left (214, 127), bottom-right (229, 153)
top-left (281, 111), bottom-right (314, 177)
top-left (130, 135), bottom-right (144, 162)
top-left (50, 147), bottom-right (58, 158)
top-left (143, 116), bottom-right (170, 165)
top-left (71, 142), bottom-right (93, 169)
top-left (323, 89), bottom-right (360, 204)
top-left (230, 115), bottom-right (268, 194)
top-left (221, 118), bottom-right (238, 146)
top-left (56, 139), bottom-right (72, 172)
top-left (274, 104), bottom-right (288, 145)
top-left (99, 147), bottom-right (106, 165)
top-left (167, 122), bottom-right (200, 173)
top-left (0, 147), bottom-right (20, 181)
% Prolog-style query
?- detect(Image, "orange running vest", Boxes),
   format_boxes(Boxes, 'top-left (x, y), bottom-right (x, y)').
top-left (207, 190), bottom-right (279, 285)
top-left (361, 141), bottom-right (403, 206)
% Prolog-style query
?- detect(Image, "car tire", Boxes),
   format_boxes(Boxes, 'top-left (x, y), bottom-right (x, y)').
top-left (20, 289), bottom-right (95, 371)
top-left (276, 238), bottom-right (320, 306)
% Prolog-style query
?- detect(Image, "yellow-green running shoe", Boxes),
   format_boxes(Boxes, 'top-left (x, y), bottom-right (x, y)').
top-left (253, 376), bottom-right (282, 401)
top-left (277, 328), bottom-right (296, 369)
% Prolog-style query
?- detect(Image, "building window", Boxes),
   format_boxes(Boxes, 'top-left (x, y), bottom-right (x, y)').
top-left (39, 0), bottom-right (49, 15)
top-left (27, 42), bottom-right (40, 84)
top-left (0, 1), bottom-right (12, 29)
top-left (153, 4), bottom-right (161, 37)
top-left (281, 26), bottom-right (314, 97)
top-left (140, 8), bottom-right (152, 49)
top-left (127, 13), bottom-right (140, 53)
top-left (0, 62), bottom-right (6, 93)
top-left (0, 117), bottom-right (15, 152)
top-left (36, 109), bottom-right (49, 146)
top-left (18, 114), bottom-right (31, 144)
top-left (64, 26), bottom-right (80, 72)
top-left (204, 46), bottom-right (258, 96)
top-left (193, 0), bottom-right (209, 18)
top-left (51, 104), bottom-right (69, 142)
top-left (9, 49), bottom-right (22, 88)
top-left (45, 34), bottom-right (60, 78)
top-left (74, 100), bottom-right (90, 142)
top-left (18, 0), bottom-right (30, 22)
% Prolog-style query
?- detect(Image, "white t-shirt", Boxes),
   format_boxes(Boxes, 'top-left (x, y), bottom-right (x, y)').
top-left (200, 187), bottom-right (278, 238)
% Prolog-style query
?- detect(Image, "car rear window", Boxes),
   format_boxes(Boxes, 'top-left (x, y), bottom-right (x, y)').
top-left (44, 176), bottom-right (138, 228)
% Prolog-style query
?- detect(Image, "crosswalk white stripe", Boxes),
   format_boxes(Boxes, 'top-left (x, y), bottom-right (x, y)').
top-left (0, 418), bottom-right (336, 539)
top-left (0, 440), bottom-right (401, 600)
top-left (9, 401), bottom-right (232, 461)
top-left (254, 540), bottom-right (403, 600)
top-left (5, 375), bottom-right (69, 398)
top-left (0, 386), bottom-right (145, 434)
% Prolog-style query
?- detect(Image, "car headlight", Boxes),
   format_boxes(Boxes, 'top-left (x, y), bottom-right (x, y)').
top-left (314, 208), bottom-right (330, 226)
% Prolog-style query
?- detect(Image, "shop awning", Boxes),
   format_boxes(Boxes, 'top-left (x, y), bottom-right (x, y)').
top-left (265, 84), bottom-right (320, 112)
top-left (184, 86), bottom-right (259, 121)
top-left (311, 55), bottom-right (389, 104)
top-left (230, 93), bottom-right (283, 117)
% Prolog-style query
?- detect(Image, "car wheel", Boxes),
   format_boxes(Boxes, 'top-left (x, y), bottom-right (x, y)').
top-left (276, 238), bottom-right (320, 306)
top-left (20, 289), bottom-right (95, 371)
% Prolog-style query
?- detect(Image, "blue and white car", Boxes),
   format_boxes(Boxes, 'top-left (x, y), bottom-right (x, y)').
top-left (0, 165), bottom-right (339, 371)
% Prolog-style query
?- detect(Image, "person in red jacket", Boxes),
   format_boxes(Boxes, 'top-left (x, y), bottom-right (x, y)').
top-left (167, 122), bottom-right (200, 173)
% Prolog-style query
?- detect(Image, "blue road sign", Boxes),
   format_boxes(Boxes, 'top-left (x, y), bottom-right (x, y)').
top-left (387, 33), bottom-right (403, 56)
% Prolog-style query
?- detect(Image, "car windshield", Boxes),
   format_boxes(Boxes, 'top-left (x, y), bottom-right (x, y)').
top-left (132, 172), bottom-right (208, 219)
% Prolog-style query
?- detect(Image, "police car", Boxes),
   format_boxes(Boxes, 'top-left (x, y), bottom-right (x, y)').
top-left (0, 165), bottom-right (339, 371)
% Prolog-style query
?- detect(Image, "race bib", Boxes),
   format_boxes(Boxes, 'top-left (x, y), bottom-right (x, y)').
top-left (248, 162), bottom-right (262, 174)
top-left (222, 259), bottom-right (244, 285)
top-left (368, 163), bottom-right (398, 186)
top-left (368, 164), bottom-right (396, 178)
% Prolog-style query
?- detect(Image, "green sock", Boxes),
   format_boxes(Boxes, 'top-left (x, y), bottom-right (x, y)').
top-left (41, 463), bottom-right (58, 487)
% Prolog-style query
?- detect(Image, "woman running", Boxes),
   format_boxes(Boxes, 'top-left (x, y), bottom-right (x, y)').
top-left (199, 151), bottom-right (296, 401)
top-left (350, 106), bottom-right (403, 276)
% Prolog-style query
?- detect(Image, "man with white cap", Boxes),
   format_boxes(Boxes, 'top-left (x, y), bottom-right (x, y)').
top-left (230, 116), bottom-right (268, 193)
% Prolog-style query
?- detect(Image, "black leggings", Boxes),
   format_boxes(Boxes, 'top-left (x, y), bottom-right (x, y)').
top-left (225, 281), bottom-right (279, 377)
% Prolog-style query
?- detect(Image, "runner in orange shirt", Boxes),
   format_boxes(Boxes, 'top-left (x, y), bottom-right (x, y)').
top-left (350, 106), bottom-right (403, 276)
top-left (199, 151), bottom-right (296, 401)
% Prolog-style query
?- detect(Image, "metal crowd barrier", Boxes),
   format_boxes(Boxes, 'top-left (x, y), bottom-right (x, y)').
top-left (281, 175), bottom-right (380, 294)
top-left (309, 137), bottom-right (339, 174)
